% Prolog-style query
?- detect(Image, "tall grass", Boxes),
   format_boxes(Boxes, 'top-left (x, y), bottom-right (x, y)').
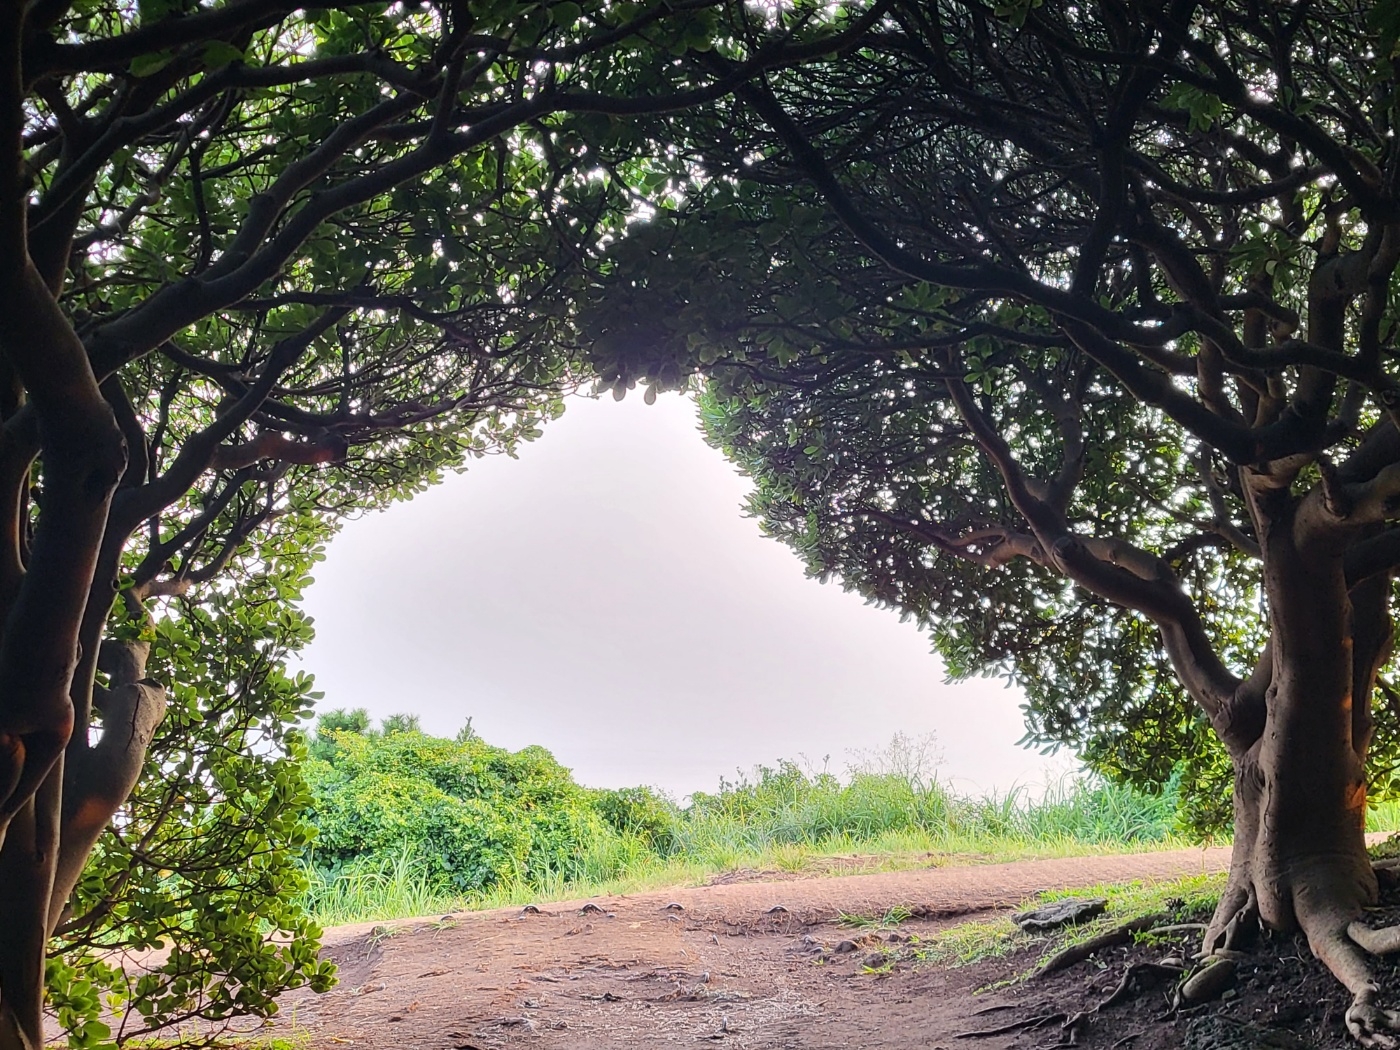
top-left (665, 762), bottom-right (1178, 868)
top-left (1369, 796), bottom-right (1400, 834)
top-left (300, 849), bottom-right (462, 926)
top-left (300, 761), bottom-right (1185, 926)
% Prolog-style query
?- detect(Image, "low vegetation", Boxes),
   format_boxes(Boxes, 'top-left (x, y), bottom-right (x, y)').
top-left (302, 713), bottom-right (1205, 925)
top-left (910, 873), bottom-right (1227, 972)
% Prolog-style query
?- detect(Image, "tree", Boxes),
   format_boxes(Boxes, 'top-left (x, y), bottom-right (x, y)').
top-left (49, 524), bottom-right (333, 1048)
top-left (582, 0), bottom-right (1400, 1040)
top-left (0, 1), bottom-right (881, 1043)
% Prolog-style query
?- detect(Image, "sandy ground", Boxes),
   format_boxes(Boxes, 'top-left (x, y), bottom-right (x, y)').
top-left (225, 845), bottom-right (1232, 1049)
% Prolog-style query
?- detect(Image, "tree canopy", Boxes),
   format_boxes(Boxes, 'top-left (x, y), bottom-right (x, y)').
top-left (578, 0), bottom-right (1400, 1040)
top-left (0, 0), bottom-right (885, 1043)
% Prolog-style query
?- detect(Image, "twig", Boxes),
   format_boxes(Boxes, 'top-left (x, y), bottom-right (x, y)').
top-left (1099, 962), bottom-right (1184, 1009)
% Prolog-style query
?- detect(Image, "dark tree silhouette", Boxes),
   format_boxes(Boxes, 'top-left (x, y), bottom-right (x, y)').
top-left (583, 1), bottom-right (1400, 1040)
top-left (0, 1), bottom-right (881, 1043)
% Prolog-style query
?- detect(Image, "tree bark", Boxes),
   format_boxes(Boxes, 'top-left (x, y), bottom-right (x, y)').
top-left (1202, 484), bottom-right (1399, 1045)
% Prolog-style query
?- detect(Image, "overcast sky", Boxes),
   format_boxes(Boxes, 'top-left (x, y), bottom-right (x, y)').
top-left (296, 391), bottom-right (1071, 800)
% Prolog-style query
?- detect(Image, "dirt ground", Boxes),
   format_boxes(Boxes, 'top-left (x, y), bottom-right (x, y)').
top-left (221, 846), bottom-right (1251, 1050)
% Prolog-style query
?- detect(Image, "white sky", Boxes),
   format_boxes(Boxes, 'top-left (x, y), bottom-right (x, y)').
top-left (297, 391), bottom-right (1071, 800)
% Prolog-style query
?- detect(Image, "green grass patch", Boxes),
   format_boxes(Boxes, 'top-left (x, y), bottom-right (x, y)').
top-left (1369, 799), bottom-right (1400, 835)
top-left (910, 872), bottom-right (1226, 974)
top-left (838, 905), bottom-right (914, 930)
top-left (300, 806), bottom-right (1198, 927)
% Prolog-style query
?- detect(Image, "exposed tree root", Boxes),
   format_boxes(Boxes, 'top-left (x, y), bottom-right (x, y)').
top-left (1303, 902), bottom-right (1400, 1047)
top-left (1202, 881), bottom-right (1259, 956)
top-left (1032, 914), bottom-right (1167, 979)
top-left (953, 1011), bottom-right (1066, 1038)
top-left (1337, 920), bottom-right (1400, 1046)
top-left (1351, 921), bottom-right (1400, 956)
top-left (960, 959), bottom-right (1183, 1045)
top-left (1101, 962), bottom-right (1185, 1009)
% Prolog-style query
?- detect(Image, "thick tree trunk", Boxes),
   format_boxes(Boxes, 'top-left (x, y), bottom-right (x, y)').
top-left (1203, 490), bottom-right (1399, 1045)
top-left (0, 641), bottom-right (165, 1050)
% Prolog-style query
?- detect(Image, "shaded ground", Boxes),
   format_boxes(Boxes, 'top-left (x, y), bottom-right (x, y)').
top-left (228, 847), bottom-right (1240, 1049)
top-left (959, 863), bottom-right (1400, 1050)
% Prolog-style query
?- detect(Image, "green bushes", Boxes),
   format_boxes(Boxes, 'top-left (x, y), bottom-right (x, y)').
top-left (306, 721), bottom-right (623, 893)
top-left (300, 717), bottom-right (1199, 925)
top-left (593, 784), bottom-right (679, 852)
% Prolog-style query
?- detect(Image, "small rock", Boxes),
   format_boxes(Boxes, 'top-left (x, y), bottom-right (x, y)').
top-left (358, 981), bottom-right (386, 995)
top-left (884, 932), bottom-right (908, 943)
top-left (834, 939), bottom-right (859, 954)
top-left (662, 902), bottom-right (685, 911)
top-left (766, 905), bottom-right (789, 914)
top-left (1160, 956), bottom-right (1185, 968)
top-left (861, 951), bottom-right (889, 968)
top-left (1012, 897), bottom-right (1108, 932)
top-left (579, 903), bottom-right (608, 916)
top-left (521, 905), bottom-right (541, 915)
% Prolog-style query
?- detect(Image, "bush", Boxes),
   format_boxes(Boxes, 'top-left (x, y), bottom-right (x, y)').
top-left (306, 725), bottom-right (621, 893)
top-left (593, 785), bottom-right (679, 851)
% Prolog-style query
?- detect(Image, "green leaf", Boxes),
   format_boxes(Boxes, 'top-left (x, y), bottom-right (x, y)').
top-left (201, 41), bottom-right (246, 70)
top-left (551, 1), bottom-right (583, 26)
top-left (129, 50), bottom-right (174, 78)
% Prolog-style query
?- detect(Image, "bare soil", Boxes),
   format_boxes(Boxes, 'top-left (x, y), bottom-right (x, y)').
top-left (233, 846), bottom-right (1256, 1049)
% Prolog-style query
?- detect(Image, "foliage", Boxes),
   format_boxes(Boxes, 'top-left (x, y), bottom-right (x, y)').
top-left (297, 722), bottom-right (1200, 926)
top-left (0, 0), bottom-right (886, 1041)
top-left (570, 0), bottom-right (1400, 838)
top-left (678, 760), bottom-right (1178, 853)
top-left (592, 785), bottom-right (679, 853)
top-left (47, 534), bottom-right (335, 1047)
top-left (305, 716), bottom-right (626, 893)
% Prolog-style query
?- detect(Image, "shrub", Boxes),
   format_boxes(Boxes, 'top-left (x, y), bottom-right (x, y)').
top-left (305, 726), bottom-right (619, 893)
top-left (593, 785), bottom-right (680, 851)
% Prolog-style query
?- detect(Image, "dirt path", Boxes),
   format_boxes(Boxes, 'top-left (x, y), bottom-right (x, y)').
top-left (236, 846), bottom-right (1229, 1050)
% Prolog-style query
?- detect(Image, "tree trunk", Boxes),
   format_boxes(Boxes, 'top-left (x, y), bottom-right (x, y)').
top-left (0, 641), bottom-right (165, 1050)
top-left (1204, 490), bottom-right (1399, 1044)
top-left (0, 791), bottom-right (57, 1050)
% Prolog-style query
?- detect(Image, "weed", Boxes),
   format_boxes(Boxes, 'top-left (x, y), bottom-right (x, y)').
top-left (838, 906), bottom-right (913, 931)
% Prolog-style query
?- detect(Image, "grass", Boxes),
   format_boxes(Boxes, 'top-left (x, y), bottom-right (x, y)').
top-left (300, 849), bottom-right (464, 927)
top-left (299, 766), bottom-right (1201, 927)
top-left (298, 745), bottom-right (1400, 930)
top-left (838, 905), bottom-right (914, 930)
top-left (909, 872), bottom-right (1226, 972)
top-left (1369, 797), bottom-right (1400, 834)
